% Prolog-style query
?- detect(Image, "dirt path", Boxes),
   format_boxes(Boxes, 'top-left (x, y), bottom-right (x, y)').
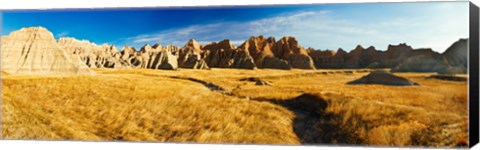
top-left (168, 76), bottom-right (227, 93)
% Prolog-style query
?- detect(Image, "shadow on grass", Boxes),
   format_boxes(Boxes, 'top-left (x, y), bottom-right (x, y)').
top-left (266, 93), bottom-right (365, 145)
top-left (161, 75), bottom-right (465, 147)
top-left (170, 75), bottom-right (366, 145)
top-left (270, 93), bottom-right (469, 147)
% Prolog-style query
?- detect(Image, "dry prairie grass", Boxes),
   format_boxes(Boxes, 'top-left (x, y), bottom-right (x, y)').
top-left (1, 72), bottom-right (298, 144)
top-left (1, 68), bottom-right (468, 147)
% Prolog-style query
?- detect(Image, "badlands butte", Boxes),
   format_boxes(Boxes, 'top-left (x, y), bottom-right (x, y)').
top-left (1, 27), bottom-right (469, 147)
top-left (0, 27), bottom-right (468, 75)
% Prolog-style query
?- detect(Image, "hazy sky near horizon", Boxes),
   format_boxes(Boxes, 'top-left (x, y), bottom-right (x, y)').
top-left (1, 1), bottom-right (469, 52)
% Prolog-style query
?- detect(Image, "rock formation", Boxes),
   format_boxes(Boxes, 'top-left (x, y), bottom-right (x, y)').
top-left (176, 36), bottom-right (319, 70)
top-left (119, 45), bottom-right (139, 67)
top-left (58, 37), bottom-right (122, 68)
top-left (308, 39), bottom-right (468, 74)
top-left (1, 27), bottom-right (94, 75)
top-left (391, 53), bottom-right (449, 73)
top-left (308, 48), bottom-right (349, 69)
top-left (343, 45), bottom-right (365, 68)
top-left (203, 39), bottom-right (256, 69)
top-left (2, 27), bottom-right (467, 74)
top-left (377, 45), bottom-right (447, 73)
top-left (321, 45), bottom-right (389, 69)
top-left (138, 44), bottom-right (154, 68)
top-left (60, 37), bottom-right (181, 70)
top-left (239, 36), bottom-right (291, 70)
top-left (177, 39), bottom-right (209, 69)
top-left (441, 39), bottom-right (468, 74)
top-left (443, 39), bottom-right (468, 67)
top-left (272, 37), bottom-right (316, 69)
top-left (137, 44), bottom-right (179, 70)
top-left (347, 71), bottom-right (419, 86)
top-left (391, 39), bottom-right (468, 74)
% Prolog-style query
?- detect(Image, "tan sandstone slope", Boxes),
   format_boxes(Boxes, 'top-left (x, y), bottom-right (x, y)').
top-left (1, 27), bottom-right (94, 75)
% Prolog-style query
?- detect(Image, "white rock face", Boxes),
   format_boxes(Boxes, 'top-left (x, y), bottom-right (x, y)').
top-left (58, 37), bottom-right (122, 68)
top-left (57, 35), bottom-right (180, 70)
top-left (1, 27), bottom-right (95, 75)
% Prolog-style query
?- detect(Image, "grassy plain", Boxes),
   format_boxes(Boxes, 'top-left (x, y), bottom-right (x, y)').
top-left (1, 68), bottom-right (468, 147)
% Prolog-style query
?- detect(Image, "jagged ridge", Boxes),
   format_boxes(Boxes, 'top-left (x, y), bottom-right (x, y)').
top-left (1, 27), bottom-right (468, 75)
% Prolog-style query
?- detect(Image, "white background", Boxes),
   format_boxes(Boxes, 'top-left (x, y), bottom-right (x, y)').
top-left (0, 0), bottom-right (478, 150)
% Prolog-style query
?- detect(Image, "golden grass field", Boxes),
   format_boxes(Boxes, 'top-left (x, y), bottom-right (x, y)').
top-left (1, 68), bottom-right (468, 147)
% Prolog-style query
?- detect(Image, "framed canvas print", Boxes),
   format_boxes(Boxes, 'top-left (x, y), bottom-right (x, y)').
top-left (1, 0), bottom-right (479, 149)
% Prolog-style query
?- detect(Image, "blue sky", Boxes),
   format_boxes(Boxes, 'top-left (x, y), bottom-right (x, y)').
top-left (1, 1), bottom-right (469, 52)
